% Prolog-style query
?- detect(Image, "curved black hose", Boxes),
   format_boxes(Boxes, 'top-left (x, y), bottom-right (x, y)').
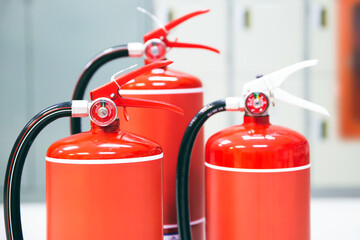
top-left (176, 99), bottom-right (227, 240)
top-left (71, 44), bottom-right (129, 134)
top-left (3, 102), bottom-right (72, 240)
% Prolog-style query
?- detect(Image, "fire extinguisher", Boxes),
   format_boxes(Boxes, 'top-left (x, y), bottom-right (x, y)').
top-left (3, 60), bottom-right (183, 240)
top-left (176, 60), bottom-right (330, 240)
top-left (70, 9), bottom-right (219, 239)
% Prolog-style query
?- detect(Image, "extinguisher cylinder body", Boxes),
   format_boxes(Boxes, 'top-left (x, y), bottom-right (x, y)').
top-left (119, 68), bottom-right (205, 239)
top-left (46, 120), bottom-right (163, 240)
top-left (205, 115), bottom-right (310, 240)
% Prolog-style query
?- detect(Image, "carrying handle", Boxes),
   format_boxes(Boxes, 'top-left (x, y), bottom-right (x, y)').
top-left (227, 60), bottom-right (330, 116)
top-left (142, 9), bottom-right (219, 57)
top-left (90, 60), bottom-right (183, 115)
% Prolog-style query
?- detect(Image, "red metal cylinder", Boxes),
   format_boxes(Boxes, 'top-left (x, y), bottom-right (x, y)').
top-left (46, 120), bottom-right (163, 240)
top-left (119, 67), bottom-right (205, 239)
top-left (205, 115), bottom-right (310, 240)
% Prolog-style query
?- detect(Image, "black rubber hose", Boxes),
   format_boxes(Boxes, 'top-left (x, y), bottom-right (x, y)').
top-left (176, 99), bottom-right (227, 240)
top-left (3, 102), bottom-right (72, 240)
top-left (71, 44), bottom-right (129, 134)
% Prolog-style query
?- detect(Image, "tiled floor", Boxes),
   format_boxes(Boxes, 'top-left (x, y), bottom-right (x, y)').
top-left (1, 198), bottom-right (360, 239)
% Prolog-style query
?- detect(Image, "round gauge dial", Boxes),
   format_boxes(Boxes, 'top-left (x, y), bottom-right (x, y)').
top-left (89, 98), bottom-right (117, 126)
top-left (144, 39), bottom-right (167, 62)
top-left (245, 92), bottom-right (269, 115)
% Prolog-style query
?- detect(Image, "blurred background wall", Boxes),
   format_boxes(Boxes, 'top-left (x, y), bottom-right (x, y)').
top-left (0, 0), bottom-right (153, 201)
top-left (0, 0), bottom-right (359, 203)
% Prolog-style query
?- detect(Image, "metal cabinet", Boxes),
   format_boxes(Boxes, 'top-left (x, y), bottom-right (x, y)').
top-left (232, 0), bottom-right (307, 132)
top-left (310, 0), bottom-right (360, 194)
top-left (151, 0), bottom-right (360, 195)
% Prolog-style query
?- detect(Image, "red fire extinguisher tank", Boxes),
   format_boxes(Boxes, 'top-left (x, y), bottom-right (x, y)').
top-left (205, 115), bottom-right (310, 240)
top-left (119, 68), bottom-right (205, 238)
top-left (67, 10), bottom-right (218, 239)
top-left (46, 120), bottom-right (163, 240)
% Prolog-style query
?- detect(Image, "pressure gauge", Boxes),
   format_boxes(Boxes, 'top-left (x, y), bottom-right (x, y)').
top-left (89, 98), bottom-right (117, 126)
top-left (144, 39), bottom-right (167, 62)
top-left (245, 92), bottom-right (269, 116)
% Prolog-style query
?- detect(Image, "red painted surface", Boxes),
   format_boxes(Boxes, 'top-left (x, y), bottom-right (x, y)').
top-left (205, 115), bottom-right (310, 240)
top-left (206, 115), bottom-right (309, 169)
top-left (122, 68), bottom-right (203, 90)
top-left (46, 121), bottom-right (163, 240)
top-left (120, 68), bottom-right (205, 239)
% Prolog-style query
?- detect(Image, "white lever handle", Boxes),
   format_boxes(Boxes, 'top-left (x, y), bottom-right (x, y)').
top-left (274, 88), bottom-right (329, 116)
top-left (242, 59), bottom-right (318, 96)
top-left (263, 59), bottom-right (318, 89)
top-left (239, 59), bottom-right (329, 116)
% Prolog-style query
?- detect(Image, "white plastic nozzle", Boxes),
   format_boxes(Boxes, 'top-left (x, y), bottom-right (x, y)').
top-left (240, 59), bottom-right (329, 116)
top-left (127, 42), bottom-right (144, 57)
top-left (225, 97), bottom-right (245, 111)
top-left (72, 100), bottom-right (90, 117)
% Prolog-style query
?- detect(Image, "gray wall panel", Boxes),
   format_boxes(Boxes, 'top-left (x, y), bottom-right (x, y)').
top-left (0, 0), bottom-right (153, 202)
